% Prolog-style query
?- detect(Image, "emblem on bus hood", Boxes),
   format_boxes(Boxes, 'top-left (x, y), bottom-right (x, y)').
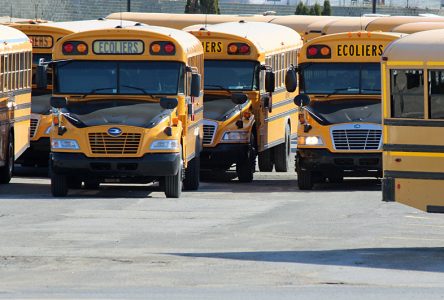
top-left (108, 127), bottom-right (122, 136)
top-left (354, 124), bottom-right (361, 129)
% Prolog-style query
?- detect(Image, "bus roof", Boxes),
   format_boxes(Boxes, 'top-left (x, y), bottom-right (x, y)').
top-left (0, 16), bottom-right (48, 25)
top-left (268, 15), bottom-right (336, 35)
top-left (0, 24), bottom-right (30, 45)
top-left (305, 17), bottom-right (345, 35)
top-left (391, 21), bottom-right (444, 33)
top-left (365, 16), bottom-right (444, 32)
top-left (305, 30), bottom-right (403, 46)
top-left (322, 17), bottom-right (379, 35)
top-left (382, 29), bottom-right (444, 62)
top-left (106, 12), bottom-right (273, 30)
top-left (187, 21), bottom-right (302, 54)
top-left (11, 19), bottom-right (138, 35)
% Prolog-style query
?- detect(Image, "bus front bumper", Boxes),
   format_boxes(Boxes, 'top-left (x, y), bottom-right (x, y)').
top-left (16, 138), bottom-right (50, 165)
top-left (201, 143), bottom-right (249, 169)
top-left (296, 148), bottom-right (382, 177)
top-left (50, 152), bottom-right (180, 178)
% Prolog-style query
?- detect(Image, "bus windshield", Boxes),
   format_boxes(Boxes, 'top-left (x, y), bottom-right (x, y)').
top-left (55, 61), bottom-right (184, 95)
top-left (204, 60), bottom-right (259, 91)
top-left (306, 99), bottom-right (381, 125)
top-left (302, 63), bottom-right (381, 95)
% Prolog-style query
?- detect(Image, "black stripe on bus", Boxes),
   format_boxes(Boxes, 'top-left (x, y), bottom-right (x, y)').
top-left (265, 108), bottom-right (298, 123)
top-left (384, 119), bottom-right (444, 127)
top-left (271, 98), bottom-right (294, 110)
top-left (384, 170), bottom-right (444, 180)
top-left (0, 88), bottom-right (32, 99)
top-left (427, 206), bottom-right (444, 214)
top-left (384, 144), bottom-right (444, 153)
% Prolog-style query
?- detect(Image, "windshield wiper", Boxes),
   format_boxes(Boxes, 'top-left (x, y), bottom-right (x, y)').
top-left (82, 87), bottom-right (115, 99)
top-left (120, 85), bottom-right (149, 95)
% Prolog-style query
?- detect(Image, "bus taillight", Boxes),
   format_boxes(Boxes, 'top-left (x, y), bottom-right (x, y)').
top-left (164, 43), bottom-right (175, 54)
top-left (63, 41), bottom-right (88, 55)
top-left (228, 43), bottom-right (250, 55)
top-left (150, 41), bottom-right (176, 55)
top-left (307, 45), bottom-right (331, 59)
top-left (63, 43), bottom-right (74, 54)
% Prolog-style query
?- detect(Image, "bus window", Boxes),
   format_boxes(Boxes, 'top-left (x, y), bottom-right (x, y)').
top-left (429, 70), bottom-right (444, 119)
top-left (204, 60), bottom-right (258, 91)
top-left (390, 69), bottom-right (424, 119)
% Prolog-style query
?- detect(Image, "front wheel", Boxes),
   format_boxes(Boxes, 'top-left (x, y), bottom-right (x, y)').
top-left (0, 132), bottom-right (13, 184)
top-left (51, 172), bottom-right (68, 197)
top-left (297, 169), bottom-right (314, 190)
top-left (183, 154), bottom-right (200, 191)
top-left (165, 160), bottom-right (183, 198)
top-left (274, 124), bottom-right (290, 172)
top-left (236, 133), bottom-right (256, 182)
top-left (258, 149), bottom-right (273, 172)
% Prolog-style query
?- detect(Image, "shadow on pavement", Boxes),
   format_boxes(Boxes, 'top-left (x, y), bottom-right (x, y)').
top-left (169, 247), bottom-right (444, 273)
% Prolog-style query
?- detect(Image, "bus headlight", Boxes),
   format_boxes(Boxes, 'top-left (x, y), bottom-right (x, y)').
top-left (150, 140), bottom-right (179, 150)
top-left (222, 131), bottom-right (249, 142)
top-left (51, 139), bottom-right (80, 150)
top-left (298, 136), bottom-right (324, 146)
top-left (45, 126), bottom-right (52, 135)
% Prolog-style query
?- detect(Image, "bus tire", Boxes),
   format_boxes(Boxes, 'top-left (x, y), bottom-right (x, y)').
top-left (0, 132), bottom-right (13, 184)
top-left (51, 173), bottom-right (68, 197)
top-left (236, 133), bottom-right (256, 182)
top-left (258, 149), bottom-right (273, 172)
top-left (274, 124), bottom-right (290, 172)
top-left (297, 169), bottom-right (314, 190)
top-left (183, 154), bottom-right (200, 191)
top-left (165, 159), bottom-right (183, 198)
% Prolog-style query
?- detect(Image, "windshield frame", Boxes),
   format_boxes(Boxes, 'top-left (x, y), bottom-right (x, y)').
top-left (53, 60), bottom-right (185, 96)
top-left (300, 62), bottom-right (381, 96)
top-left (204, 59), bottom-right (260, 92)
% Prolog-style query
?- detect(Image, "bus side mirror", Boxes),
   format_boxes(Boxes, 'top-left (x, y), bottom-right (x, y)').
top-left (190, 73), bottom-right (201, 98)
top-left (231, 93), bottom-right (248, 105)
top-left (36, 65), bottom-right (48, 89)
top-left (50, 96), bottom-right (67, 109)
top-left (285, 69), bottom-right (297, 92)
top-left (160, 97), bottom-right (178, 110)
top-left (265, 71), bottom-right (275, 93)
top-left (294, 94), bottom-right (311, 107)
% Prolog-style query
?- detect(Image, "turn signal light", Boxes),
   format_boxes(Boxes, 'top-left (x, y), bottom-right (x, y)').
top-left (151, 43), bottom-right (161, 53)
top-left (52, 115), bottom-right (59, 126)
top-left (62, 41), bottom-right (88, 55)
top-left (76, 43), bottom-right (87, 54)
top-left (150, 41), bottom-right (176, 55)
top-left (306, 44), bottom-right (331, 59)
top-left (228, 43), bottom-right (250, 55)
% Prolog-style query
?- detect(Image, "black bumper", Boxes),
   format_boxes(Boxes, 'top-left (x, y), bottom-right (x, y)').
top-left (296, 148), bottom-right (382, 177)
top-left (50, 152), bottom-right (180, 178)
top-left (17, 138), bottom-right (50, 164)
top-left (201, 143), bottom-right (249, 169)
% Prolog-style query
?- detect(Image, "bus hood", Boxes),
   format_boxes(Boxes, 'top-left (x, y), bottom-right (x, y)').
top-left (31, 93), bottom-right (52, 115)
top-left (204, 96), bottom-right (241, 121)
top-left (62, 100), bottom-right (170, 128)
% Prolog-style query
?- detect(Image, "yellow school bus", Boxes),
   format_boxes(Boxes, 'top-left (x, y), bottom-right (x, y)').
top-left (365, 16), bottom-right (444, 32)
top-left (9, 19), bottom-right (137, 167)
top-left (293, 31), bottom-right (402, 189)
top-left (0, 25), bottom-right (32, 183)
top-left (381, 29), bottom-right (444, 213)
top-left (45, 24), bottom-right (203, 197)
top-left (185, 21), bottom-right (302, 180)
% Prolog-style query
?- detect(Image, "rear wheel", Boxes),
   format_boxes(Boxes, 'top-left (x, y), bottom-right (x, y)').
top-left (274, 124), bottom-right (291, 172)
top-left (165, 157), bottom-right (183, 198)
top-left (0, 132), bottom-right (14, 184)
top-left (258, 149), bottom-right (273, 172)
top-left (236, 133), bottom-right (256, 183)
top-left (183, 154), bottom-right (200, 191)
top-left (51, 172), bottom-right (68, 197)
top-left (297, 169), bottom-right (314, 190)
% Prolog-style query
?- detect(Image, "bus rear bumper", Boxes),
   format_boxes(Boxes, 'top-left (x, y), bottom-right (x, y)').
top-left (201, 143), bottom-right (249, 170)
top-left (50, 152), bottom-right (181, 178)
top-left (296, 148), bottom-right (382, 177)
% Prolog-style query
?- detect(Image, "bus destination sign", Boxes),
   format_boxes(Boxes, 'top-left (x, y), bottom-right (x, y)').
top-left (93, 40), bottom-right (144, 55)
top-left (202, 41), bottom-right (223, 53)
top-left (30, 35), bottom-right (53, 48)
top-left (337, 44), bottom-right (384, 57)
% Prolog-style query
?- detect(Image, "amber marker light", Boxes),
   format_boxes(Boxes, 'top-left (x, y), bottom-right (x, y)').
top-left (228, 44), bottom-right (238, 54)
top-left (151, 43), bottom-right (161, 53)
top-left (320, 46), bottom-right (330, 56)
top-left (76, 43), bottom-right (87, 54)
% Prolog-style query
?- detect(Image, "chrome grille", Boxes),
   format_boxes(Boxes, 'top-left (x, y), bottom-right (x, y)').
top-left (203, 125), bottom-right (216, 145)
top-left (88, 133), bottom-right (141, 154)
top-left (30, 118), bottom-right (39, 138)
top-left (332, 129), bottom-right (382, 150)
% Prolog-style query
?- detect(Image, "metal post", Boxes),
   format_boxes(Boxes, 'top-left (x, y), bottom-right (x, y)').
top-left (127, 0), bottom-right (131, 12)
top-left (372, 0), bottom-right (376, 13)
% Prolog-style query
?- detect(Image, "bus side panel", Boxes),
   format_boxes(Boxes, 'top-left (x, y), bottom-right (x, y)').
top-left (13, 93), bottom-right (31, 159)
top-left (185, 96), bottom-right (203, 164)
top-left (395, 178), bottom-right (444, 213)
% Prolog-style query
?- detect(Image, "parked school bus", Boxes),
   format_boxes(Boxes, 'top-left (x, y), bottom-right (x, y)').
top-left (293, 31), bottom-right (402, 189)
top-left (40, 24), bottom-right (203, 197)
top-left (382, 29), bottom-right (444, 213)
top-left (10, 19), bottom-right (136, 167)
top-left (0, 25), bottom-right (32, 183)
top-left (392, 22), bottom-right (444, 34)
top-left (185, 21), bottom-right (302, 180)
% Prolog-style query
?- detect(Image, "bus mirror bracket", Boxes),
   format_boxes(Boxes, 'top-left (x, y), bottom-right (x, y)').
top-left (294, 94), bottom-right (311, 108)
